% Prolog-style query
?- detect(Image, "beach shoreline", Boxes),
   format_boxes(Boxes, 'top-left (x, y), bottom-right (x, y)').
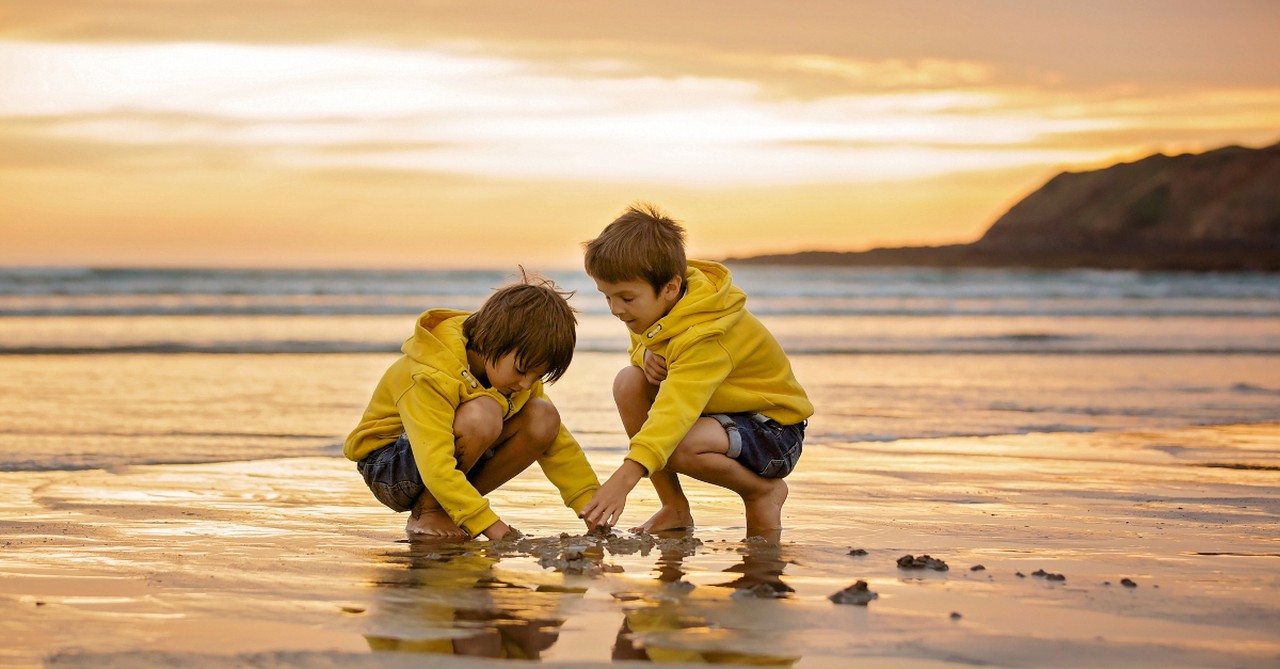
top-left (4, 422), bottom-right (1278, 668)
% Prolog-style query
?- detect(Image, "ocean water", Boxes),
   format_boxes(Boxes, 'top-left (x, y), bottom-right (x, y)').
top-left (6, 266), bottom-right (1279, 669)
top-left (1, 265), bottom-right (1279, 472)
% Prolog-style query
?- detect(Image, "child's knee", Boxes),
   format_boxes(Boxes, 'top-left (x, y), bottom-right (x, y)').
top-left (666, 419), bottom-right (731, 472)
top-left (522, 398), bottom-right (562, 446)
top-left (612, 365), bottom-right (649, 403)
top-left (454, 396), bottom-right (504, 448)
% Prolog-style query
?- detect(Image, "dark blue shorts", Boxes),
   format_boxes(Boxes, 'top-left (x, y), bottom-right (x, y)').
top-left (707, 413), bottom-right (805, 479)
top-left (356, 432), bottom-right (497, 512)
top-left (356, 433), bottom-right (425, 512)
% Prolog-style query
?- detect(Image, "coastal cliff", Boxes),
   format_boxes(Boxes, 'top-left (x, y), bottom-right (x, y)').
top-left (731, 142), bottom-right (1280, 271)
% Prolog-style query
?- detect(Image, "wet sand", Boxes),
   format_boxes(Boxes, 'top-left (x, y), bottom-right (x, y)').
top-left (3, 423), bottom-right (1279, 668)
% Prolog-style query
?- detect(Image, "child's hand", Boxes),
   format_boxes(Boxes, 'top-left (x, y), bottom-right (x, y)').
top-left (479, 519), bottom-right (514, 541)
top-left (642, 350), bottom-right (668, 385)
top-left (581, 480), bottom-right (628, 528)
top-left (581, 461), bottom-right (646, 528)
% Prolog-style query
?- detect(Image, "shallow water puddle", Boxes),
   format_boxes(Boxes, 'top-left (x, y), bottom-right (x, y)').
top-left (357, 531), bottom-right (812, 664)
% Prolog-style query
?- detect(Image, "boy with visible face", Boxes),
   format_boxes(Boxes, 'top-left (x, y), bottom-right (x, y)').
top-left (345, 273), bottom-right (599, 540)
top-left (581, 204), bottom-right (813, 536)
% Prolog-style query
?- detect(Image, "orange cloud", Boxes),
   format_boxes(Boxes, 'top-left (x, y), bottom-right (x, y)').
top-left (2, 2), bottom-right (1279, 267)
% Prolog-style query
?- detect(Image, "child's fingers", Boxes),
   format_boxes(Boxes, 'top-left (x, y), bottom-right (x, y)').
top-left (587, 505), bottom-right (616, 527)
top-left (584, 506), bottom-right (611, 527)
top-left (644, 363), bottom-right (667, 385)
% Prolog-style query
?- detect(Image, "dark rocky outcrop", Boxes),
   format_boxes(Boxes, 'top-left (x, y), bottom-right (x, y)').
top-left (729, 142), bottom-right (1280, 271)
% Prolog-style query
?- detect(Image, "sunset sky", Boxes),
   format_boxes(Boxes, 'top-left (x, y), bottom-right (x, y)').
top-left (2, 1), bottom-right (1278, 269)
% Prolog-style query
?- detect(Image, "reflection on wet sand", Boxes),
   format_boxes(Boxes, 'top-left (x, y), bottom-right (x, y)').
top-left (611, 530), bottom-right (799, 665)
top-left (363, 539), bottom-right (574, 659)
top-left (360, 529), bottom-right (801, 665)
top-left (713, 531), bottom-right (796, 599)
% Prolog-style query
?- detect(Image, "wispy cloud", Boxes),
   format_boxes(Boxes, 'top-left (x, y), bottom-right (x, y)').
top-left (2, 2), bottom-right (1279, 266)
top-left (15, 40), bottom-right (1273, 188)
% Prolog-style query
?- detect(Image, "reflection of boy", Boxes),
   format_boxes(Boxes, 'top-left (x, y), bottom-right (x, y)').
top-left (580, 204), bottom-right (813, 535)
top-left (344, 274), bottom-right (599, 540)
top-left (612, 608), bottom-right (798, 666)
top-left (365, 551), bottom-right (563, 659)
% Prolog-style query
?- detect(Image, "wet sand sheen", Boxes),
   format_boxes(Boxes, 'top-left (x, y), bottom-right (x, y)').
top-left (2, 423), bottom-right (1278, 668)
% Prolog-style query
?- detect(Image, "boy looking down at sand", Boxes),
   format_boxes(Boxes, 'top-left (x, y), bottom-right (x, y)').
top-left (344, 273), bottom-right (600, 540)
top-left (579, 204), bottom-right (813, 535)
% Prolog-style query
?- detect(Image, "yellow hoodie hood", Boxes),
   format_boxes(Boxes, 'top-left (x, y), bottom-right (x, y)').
top-left (398, 309), bottom-right (497, 403)
top-left (403, 308), bottom-right (470, 366)
top-left (639, 259), bottom-right (746, 350)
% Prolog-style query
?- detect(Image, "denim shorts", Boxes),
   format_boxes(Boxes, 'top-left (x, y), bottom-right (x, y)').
top-left (707, 413), bottom-right (805, 479)
top-left (356, 433), bottom-right (425, 512)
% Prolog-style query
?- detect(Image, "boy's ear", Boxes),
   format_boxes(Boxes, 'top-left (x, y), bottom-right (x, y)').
top-left (659, 275), bottom-right (683, 302)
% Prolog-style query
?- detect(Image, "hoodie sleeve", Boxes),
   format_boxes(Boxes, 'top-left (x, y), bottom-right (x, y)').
top-left (529, 384), bottom-right (601, 515)
top-left (397, 372), bottom-right (500, 537)
top-left (625, 337), bottom-right (734, 475)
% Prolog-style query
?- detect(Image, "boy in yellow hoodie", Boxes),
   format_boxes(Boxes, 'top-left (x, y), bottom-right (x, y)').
top-left (580, 204), bottom-right (812, 535)
top-left (345, 274), bottom-right (599, 540)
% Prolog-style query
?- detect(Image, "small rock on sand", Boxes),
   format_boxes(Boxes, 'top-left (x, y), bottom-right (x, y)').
top-left (829, 580), bottom-right (879, 605)
top-left (1121, 578), bottom-right (1138, 588)
top-left (848, 548), bottom-right (868, 556)
top-left (732, 583), bottom-right (791, 600)
top-left (897, 554), bottom-right (949, 571)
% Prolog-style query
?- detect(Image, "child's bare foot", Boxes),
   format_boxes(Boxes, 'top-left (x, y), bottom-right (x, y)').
top-left (405, 508), bottom-right (468, 539)
top-left (632, 504), bottom-right (695, 533)
top-left (743, 479), bottom-right (788, 535)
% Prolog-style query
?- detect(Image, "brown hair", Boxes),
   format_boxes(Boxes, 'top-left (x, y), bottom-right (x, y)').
top-left (463, 269), bottom-right (577, 383)
top-left (582, 202), bottom-right (687, 293)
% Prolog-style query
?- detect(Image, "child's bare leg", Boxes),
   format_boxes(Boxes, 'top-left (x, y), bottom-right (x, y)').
top-left (467, 398), bottom-right (561, 496)
top-left (633, 470), bottom-right (694, 533)
top-left (666, 418), bottom-right (788, 535)
top-left (405, 396), bottom-right (503, 538)
top-left (614, 366), bottom-right (694, 532)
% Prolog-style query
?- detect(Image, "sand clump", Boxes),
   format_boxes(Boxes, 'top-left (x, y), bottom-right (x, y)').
top-left (829, 580), bottom-right (879, 605)
top-left (731, 583), bottom-right (791, 600)
top-left (491, 527), bottom-right (703, 576)
top-left (897, 554), bottom-right (949, 571)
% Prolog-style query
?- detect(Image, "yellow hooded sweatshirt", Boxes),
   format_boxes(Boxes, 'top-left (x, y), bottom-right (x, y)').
top-left (344, 310), bottom-right (600, 537)
top-left (625, 260), bottom-right (813, 476)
